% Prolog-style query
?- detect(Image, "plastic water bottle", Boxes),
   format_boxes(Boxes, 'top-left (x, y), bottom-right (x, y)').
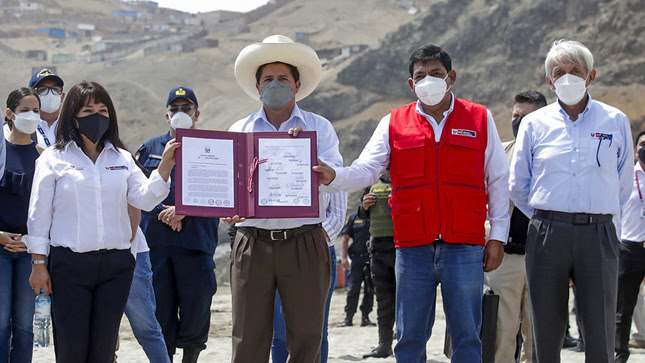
top-left (33, 291), bottom-right (51, 347)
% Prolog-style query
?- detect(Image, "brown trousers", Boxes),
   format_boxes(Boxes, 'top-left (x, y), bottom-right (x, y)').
top-left (231, 225), bottom-right (331, 363)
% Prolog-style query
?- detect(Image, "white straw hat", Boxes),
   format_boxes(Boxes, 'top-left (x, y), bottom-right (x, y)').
top-left (234, 35), bottom-right (322, 102)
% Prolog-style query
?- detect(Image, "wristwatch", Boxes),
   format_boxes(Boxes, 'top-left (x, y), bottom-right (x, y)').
top-left (31, 260), bottom-right (46, 265)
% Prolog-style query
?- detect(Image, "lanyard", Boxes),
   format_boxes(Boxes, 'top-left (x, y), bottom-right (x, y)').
top-left (637, 171), bottom-right (644, 204)
top-left (37, 125), bottom-right (50, 147)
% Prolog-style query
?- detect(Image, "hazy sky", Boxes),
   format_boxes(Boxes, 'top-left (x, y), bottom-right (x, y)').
top-left (154, 0), bottom-right (270, 13)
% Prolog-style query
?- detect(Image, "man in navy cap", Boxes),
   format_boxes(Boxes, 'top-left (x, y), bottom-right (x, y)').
top-left (28, 68), bottom-right (65, 148)
top-left (135, 86), bottom-right (219, 363)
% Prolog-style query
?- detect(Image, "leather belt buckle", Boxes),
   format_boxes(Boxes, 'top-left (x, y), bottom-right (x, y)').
top-left (574, 214), bottom-right (590, 225)
top-left (270, 230), bottom-right (288, 241)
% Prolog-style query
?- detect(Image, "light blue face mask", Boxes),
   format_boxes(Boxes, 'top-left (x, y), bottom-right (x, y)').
top-left (260, 80), bottom-right (294, 111)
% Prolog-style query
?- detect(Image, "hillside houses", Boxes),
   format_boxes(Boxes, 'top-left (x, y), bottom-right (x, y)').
top-left (0, 0), bottom-right (373, 68)
top-left (0, 0), bottom-right (222, 64)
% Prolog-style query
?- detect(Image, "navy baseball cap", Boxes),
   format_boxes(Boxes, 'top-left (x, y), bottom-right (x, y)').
top-left (166, 86), bottom-right (198, 108)
top-left (29, 68), bottom-right (64, 88)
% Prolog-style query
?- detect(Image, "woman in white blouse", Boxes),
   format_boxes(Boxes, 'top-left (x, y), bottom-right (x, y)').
top-left (27, 81), bottom-right (179, 363)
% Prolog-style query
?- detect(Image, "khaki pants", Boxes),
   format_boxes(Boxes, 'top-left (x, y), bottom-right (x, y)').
top-left (485, 252), bottom-right (532, 363)
top-left (231, 225), bottom-right (331, 363)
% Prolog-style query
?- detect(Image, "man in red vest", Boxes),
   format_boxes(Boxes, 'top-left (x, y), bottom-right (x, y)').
top-left (315, 44), bottom-right (510, 362)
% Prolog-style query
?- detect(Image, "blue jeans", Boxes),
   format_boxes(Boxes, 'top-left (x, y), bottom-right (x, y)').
top-left (124, 252), bottom-right (171, 363)
top-left (394, 242), bottom-right (483, 363)
top-left (0, 249), bottom-right (35, 363)
top-left (272, 245), bottom-right (336, 363)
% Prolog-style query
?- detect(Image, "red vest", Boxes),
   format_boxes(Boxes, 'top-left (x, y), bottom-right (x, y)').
top-left (389, 99), bottom-right (488, 247)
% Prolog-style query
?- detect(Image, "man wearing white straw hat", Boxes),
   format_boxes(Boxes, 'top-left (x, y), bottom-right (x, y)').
top-left (225, 35), bottom-right (343, 363)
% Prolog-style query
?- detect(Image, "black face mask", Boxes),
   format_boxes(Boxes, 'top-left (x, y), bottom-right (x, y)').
top-left (512, 115), bottom-right (524, 138)
top-left (639, 147), bottom-right (645, 164)
top-left (76, 113), bottom-right (110, 144)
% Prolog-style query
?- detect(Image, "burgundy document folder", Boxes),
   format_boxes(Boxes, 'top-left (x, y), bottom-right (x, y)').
top-left (175, 129), bottom-right (319, 218)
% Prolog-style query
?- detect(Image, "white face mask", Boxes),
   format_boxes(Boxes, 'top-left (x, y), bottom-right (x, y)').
top-left (169, 111), bottom-right (194, 129)
top-left (39, 92), bottom-right (61, 113)
top-left (13, 111), bottom-right (40, 134)
top-left (414, 75), bottom-right (450, 106)
top-left (553, 73), bottom-right (588, 106)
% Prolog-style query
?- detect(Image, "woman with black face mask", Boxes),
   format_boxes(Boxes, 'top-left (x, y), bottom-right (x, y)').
top-left (25, 81), bottom-right (180, 363)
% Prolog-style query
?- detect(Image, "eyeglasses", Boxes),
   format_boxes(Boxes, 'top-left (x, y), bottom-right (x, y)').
top-left (36, 86), bottom-right (63, 96)
top-left (167, 104), bottom-right (194, 113)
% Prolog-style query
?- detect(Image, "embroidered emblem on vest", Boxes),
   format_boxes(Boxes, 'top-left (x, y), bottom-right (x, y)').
top-left (451, 129), bottom-right (476, 137)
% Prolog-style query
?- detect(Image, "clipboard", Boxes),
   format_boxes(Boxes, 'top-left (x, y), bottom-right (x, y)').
top-left (175, 128), bottom-right (319, 218)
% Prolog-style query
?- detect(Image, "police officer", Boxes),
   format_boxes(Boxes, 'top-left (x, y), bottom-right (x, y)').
top-left (339, 212), bottom-right (375, 328)
top-left (29, 68), bottom-right (65, 148)
top-left (359, 170), bottom-right (396, 358)
top-left (136, 86), bottom-right (219, 363)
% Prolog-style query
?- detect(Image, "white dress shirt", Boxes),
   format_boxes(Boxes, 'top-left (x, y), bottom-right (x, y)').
top-left (330, 96), bottom-right (511, 242)
top-left (27, 141), bottom-right (170, 255)
top-left (130, 226), bottom-right (150, 258)
top-left (621, 163), bottom-right (645, 242)
top-left (322, 191), bottom-right (348, 246)
top-left (36, 119), bottom-right (58, 148)
top-left (509, 96), bottom-right (633, 225)
top-left (228, 104), bottom-right (343, 230)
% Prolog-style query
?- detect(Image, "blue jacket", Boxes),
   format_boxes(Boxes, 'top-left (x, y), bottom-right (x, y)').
top-left (136, 132), bottom-right (219, 255)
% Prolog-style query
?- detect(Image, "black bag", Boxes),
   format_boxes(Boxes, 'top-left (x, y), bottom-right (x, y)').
top-left (443, 286), bottom-right (499, 363)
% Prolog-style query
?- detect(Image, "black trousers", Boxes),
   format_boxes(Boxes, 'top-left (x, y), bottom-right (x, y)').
top-left (344, 254), bottom-right (374, 317)
top-left (615, 241), bottom-right (645, 363)
top-left (149, 245), bottom-right (216, 355)
top-left (49, 246), bottom-right (134, 363)
top-left (526, 214), bottom-right (619, 363)
top-left (370, 237), bottom-right (396, 348)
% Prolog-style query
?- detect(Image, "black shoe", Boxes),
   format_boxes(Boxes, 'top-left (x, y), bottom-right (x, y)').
top-left (574, 339), bottom-right (585, 352)
top-left (562, 334), bottom-right (578, 348)
top-left (362, 345), bottom-right (393, 358)
top-left (182, 348), bottom-right (201, 363)
top-left (361, 317), bottom-right (376, 327)
top-left (338, 317), bottom-right (353, 327)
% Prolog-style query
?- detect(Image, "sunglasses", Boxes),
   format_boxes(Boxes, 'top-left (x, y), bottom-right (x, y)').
top-left (36, 86), bottom-right (63, 96)
top-left (167, 104), bottom-right (195, 113)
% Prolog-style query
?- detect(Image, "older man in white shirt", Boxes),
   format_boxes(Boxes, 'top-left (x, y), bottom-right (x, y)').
top-left (510, 39), bottom-right (633, 363)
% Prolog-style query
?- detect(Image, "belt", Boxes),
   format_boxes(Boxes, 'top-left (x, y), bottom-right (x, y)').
top-left (534, 209), bottom-right (612, 225)
top-left (239, 224), bottom-right (321, 241)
